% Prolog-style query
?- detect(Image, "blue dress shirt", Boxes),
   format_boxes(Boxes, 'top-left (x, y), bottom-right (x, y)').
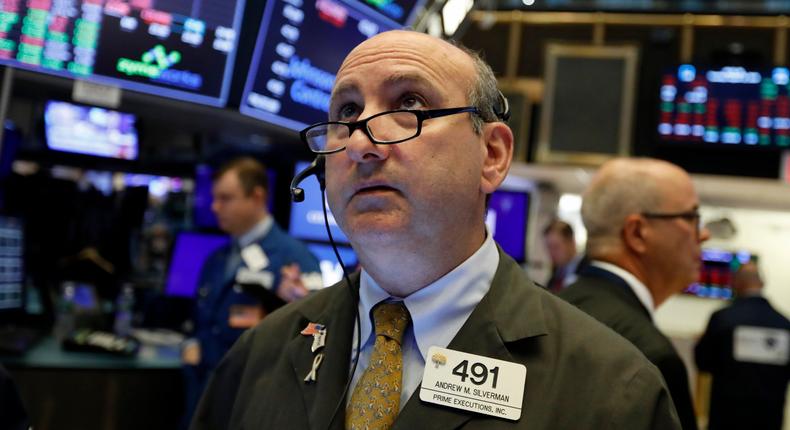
top-left (348, 232), bottom-right (500, 410)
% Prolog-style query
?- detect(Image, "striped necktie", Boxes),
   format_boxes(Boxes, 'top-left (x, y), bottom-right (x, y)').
top-left (346, 301), bottom-right (411, 430)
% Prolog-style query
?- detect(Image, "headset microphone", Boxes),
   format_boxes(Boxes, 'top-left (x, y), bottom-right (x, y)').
top-left (290, 153), bottom-right (360, 430)
top-left (290, 155), bottom-right (326, 202)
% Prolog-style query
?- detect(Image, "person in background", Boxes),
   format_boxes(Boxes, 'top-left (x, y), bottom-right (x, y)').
top-left (191, 30), bottom-right (681, 430)
top-left (560, 157), bottom-right (709, 430)
top-left (695, 261), bottom-right (790, 430)
top-left (181, 157), bottom-right (321, 426)
top-left (542, 219), bottom-right (583, 292)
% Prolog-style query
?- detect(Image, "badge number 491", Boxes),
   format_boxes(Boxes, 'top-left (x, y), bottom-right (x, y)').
top-left (420, 346), bottom-right (526, 421)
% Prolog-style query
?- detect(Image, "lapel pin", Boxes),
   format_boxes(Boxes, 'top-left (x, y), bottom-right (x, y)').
top-left (304, 352), bottom-right (324, 383)
top-left (301, 322), bottom-right (327, 353)
top-left (301, 322), bottom-right (325, 336)
top-left (431, 353), bottom-right (447, 368)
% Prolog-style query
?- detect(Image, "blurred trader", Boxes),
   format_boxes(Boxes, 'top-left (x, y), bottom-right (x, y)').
top-left (560, 157), bottom-right (710, 430)
top-left (191, 31), bottom-right (680, 430)
top-left (542, 219), bottom-right (583, 292)
top-left (182, 157), bottom-right (321, 425)
top-left (695, 261), bottom-right (790, 430)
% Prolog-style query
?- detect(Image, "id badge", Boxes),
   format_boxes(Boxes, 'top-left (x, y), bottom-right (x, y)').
top-left (420, 346), bottom-right (526, 421)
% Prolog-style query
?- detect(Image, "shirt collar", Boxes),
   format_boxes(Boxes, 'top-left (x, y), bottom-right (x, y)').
top-left (237, 215), bottom-right (273, 248)
top-left (357, 232), bottom-right (499, 361)
top-left (590, 260), bottom-right (656, 319)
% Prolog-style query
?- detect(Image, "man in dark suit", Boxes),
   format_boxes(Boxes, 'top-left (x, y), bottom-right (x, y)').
top-left (695, 261), bottom-right (790, 430)
top-left (560, 158), bottom-right (709, 430)
top-left (191, 31), bottom-right (681, 430)
top-left (542, 220), bottom-right (581, 292)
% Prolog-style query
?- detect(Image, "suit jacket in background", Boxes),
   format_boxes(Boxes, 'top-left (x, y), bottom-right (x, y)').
top-left (559, 266), bottom-right (698, 430)
top-left (191, 249), bottom-right (680, 430)
top-left (695, 295), bottom-right (790, 430)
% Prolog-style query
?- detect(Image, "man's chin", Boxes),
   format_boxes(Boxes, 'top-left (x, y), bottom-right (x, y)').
top-left (344, 217), bottom-right (409, 242)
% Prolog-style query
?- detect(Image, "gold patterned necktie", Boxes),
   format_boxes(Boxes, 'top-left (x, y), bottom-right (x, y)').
top-left (346, 301), bottom-right (411, 430)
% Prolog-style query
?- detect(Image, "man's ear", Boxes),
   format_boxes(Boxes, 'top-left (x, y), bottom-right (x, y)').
top-left (480, 122), bottom-right (514, 194)
top-left (622, 214), bottom-right (649, 255)
top-left (252, 186), bottom-right (267, 205)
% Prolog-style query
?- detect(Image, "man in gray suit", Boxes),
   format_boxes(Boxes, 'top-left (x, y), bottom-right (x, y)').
top-left (560, 158), bottom-right (710, 430)
top-left (191, 31), bottom-right (680, 430)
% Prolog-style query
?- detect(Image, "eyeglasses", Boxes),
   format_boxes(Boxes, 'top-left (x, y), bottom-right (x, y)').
top-left (299, 107), bottom-right (481, 154)
top-left (641, 210), bottom-right (702, 238)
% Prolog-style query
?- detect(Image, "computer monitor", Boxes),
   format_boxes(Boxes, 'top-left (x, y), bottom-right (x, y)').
top-left (685, 248), bottom-right (757, 300)
top-left (44, 100), bottom-right (139, 160)
top-left (658, 65), bottom-right (790, 147)
top-left (164, 232), bottom-right (230, 298)
top-left (306, 242), bottom-right (357, 287)
top-left (0, 216), bottom-right (24, 312)
top-left (0, 0), bottom-right (247, 106)
top-left (288, 160), bottom-right (348, 243)
top-left (486, 189), bottom-right (529, 263)
top-left (239, 0), bottom-right (397, 131)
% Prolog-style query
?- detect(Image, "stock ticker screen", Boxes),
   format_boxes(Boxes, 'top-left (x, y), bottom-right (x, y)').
top-left (0, 0), bottom-right (246, 106)
top-left (239, 0), bottom-right (396, 131)
top-left (684, 248), bottom-right (756, 300)
top-left (658, 65), bottom-right (790, 148)
top-left (343, 0), bottom-right (425, 26)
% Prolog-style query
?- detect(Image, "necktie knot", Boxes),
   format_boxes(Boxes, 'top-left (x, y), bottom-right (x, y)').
top-left (373, 302), bottom-right (410, 344)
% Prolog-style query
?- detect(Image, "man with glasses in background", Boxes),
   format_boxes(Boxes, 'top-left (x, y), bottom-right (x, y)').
top-left (192, 32), bottom-right (681, 430)
top-left (560, 157), bottom-right (710, 430)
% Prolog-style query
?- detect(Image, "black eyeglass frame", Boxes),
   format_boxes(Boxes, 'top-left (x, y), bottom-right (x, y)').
top-left (641, 210), bottom-right (702, 235)
top-left (299, 106), bottom-right (482, 154)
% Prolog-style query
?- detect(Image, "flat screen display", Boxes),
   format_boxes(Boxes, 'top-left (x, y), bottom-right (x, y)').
top-left (342, 0), bottom-right (426, 26)
top-left (306, 242), bottom-right (356, 286)
top-left (239, 0), bottom-right (396, 131)
top-left (486, 189), bottom-right (529, 263)
top-left (658, 65), bottom-right (790, 148)
top-left (0, 216), bottom-right (24, 311)
top-left (0, 0), bottom-right (246, 106)
top-left (44, 100), bottom-right (139, 160)
top-left (288, 160), bottom-right (348, 243)
top-left (685, 248), bottom-right (756, 300)
top-left (164, 231), bottom-right (229, 297)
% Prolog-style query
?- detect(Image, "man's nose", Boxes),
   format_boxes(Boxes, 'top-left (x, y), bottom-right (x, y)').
top-left (344, 122), bottom-right (390, 163)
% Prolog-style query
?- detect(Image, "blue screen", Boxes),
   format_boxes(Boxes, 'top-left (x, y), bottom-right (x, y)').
top-left (164, 232), bottom-right (229, 297)
top-left (45, 100), bottom-right (139, 160)
top-left (306, 242), bottom-right (357, 286)
top-left (289, 160), bottom-right (348, 243)
top-left (239, 0), bottom-right (397, 131)
top-left (486, 189), bottom-right (529, 263)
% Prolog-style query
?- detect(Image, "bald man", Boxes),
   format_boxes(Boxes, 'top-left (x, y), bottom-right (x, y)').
top-left (695, 261), bottom-right (790, 430)
top-left (191, 33), bottom-right (680, 430)
top-left (560, 157), bottom-right (710, 430)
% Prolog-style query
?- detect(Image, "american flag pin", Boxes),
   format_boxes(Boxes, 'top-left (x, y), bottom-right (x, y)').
top-left (301, 322), bottom-right (325, 336)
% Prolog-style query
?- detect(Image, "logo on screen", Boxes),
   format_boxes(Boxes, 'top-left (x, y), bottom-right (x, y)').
top-left (116, 44), bottom-right (203, 90)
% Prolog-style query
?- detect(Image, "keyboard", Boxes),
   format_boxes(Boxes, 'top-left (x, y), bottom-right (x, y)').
top-left (0, 326), bottom-right (44, 355)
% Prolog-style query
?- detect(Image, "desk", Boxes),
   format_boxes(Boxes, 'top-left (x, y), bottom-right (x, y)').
top-left (1, 336), bottom-right (184, 430)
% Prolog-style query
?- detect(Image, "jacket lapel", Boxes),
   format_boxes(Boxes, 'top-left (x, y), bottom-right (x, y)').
top-left (394, 248), bottom-right (548, 430)
top-left (288, 273), bottom-right (359, 430)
